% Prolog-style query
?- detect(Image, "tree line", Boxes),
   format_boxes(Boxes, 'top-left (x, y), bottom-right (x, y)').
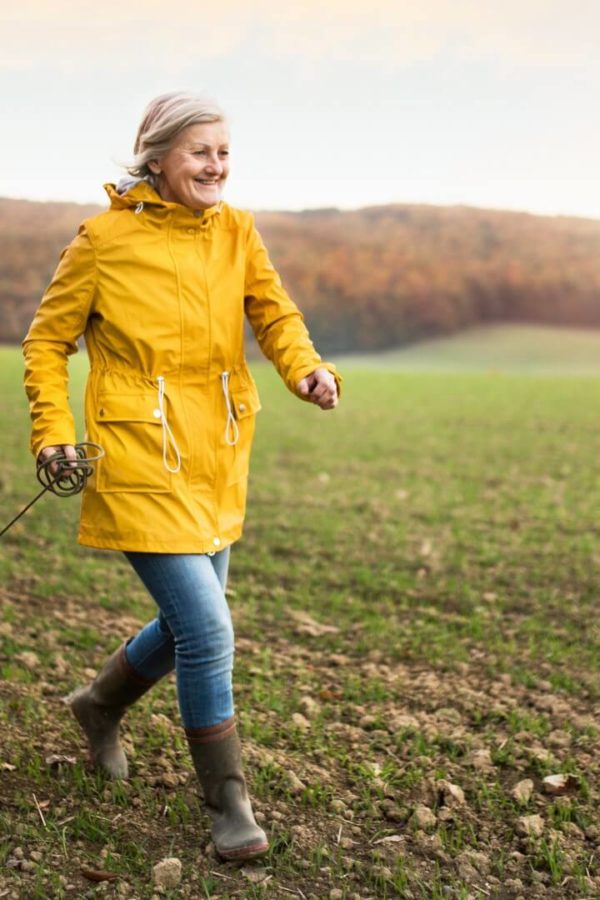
top-left (2, 196), bottom-right (600, 353)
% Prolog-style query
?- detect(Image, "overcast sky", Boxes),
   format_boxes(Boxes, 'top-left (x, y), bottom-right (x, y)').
top-left (1, 0), bottom-right (598, 218)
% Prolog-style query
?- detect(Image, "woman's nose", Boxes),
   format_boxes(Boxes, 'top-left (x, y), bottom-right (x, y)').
top-left (205, 156), bottom-right (223, 175)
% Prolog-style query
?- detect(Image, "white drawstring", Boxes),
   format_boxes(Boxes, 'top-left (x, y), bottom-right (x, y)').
top-left (135, 202), bottom-right (144, 214)
top-left (221, 371), bottom-right (240, 447)
top-left (157, 376), bottom-right (181, 474)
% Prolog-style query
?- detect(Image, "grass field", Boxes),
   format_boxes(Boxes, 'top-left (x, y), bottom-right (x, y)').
top-left (1, 337), bottom-right (600, 899)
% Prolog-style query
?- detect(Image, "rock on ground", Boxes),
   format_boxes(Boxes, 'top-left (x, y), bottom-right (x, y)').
top-left (152, 857), bottom-right (182, 889)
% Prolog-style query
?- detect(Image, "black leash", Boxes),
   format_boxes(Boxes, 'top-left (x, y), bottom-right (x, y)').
top-left (0, 442), bottom-right (104, 538)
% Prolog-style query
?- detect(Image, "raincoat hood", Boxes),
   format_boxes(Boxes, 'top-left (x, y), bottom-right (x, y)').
top-left (104, 180), bottom-right (223, 220)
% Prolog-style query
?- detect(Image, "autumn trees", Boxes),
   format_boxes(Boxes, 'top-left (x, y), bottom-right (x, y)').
top-left (2, 197), bottom-right (600, 353)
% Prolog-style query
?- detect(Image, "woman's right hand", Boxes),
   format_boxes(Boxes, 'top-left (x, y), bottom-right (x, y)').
top-left (37, 444), bottom-right (78, 478)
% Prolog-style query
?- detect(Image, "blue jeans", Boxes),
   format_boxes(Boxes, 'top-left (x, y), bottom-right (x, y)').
top-left (123, 548), bottom-right (234, 730)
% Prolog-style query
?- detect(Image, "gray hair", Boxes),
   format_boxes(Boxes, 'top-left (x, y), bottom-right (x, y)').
top-left (127, 92), bottom-right (227, 186)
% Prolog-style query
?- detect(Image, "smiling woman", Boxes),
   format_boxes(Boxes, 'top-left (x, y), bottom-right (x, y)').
top-left (21, 90), bottom-right (341, 863)
top-left (129, 95), bottom-right (231, 208)
top-left (148, 123), bottom-right (231, 208)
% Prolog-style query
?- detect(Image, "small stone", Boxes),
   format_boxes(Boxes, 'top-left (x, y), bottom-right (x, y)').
top-left (285, 772), bottom-right (306, 795)
top-left (437, 808), bottom-right (455, 823)
top-left (458, 850), bottom-right (491, 875)
top-left (329, 890), bottom-right (343, 900)
top-left (291, 712), bottom-right (310, 731)
top-left (434, 707), bottom-right (462, 725)
top-left (159, 772), bottom-right (179, 788)
top-left (241, 866), bottom-right (269, 883)
top-left (13, 848), bottom-right (24, 859)
top-left (529, 746), bottom-right (553, 764)
top-left (52, 654), bottom-right (69, 675)
top-left (411, 805), bottom-right (436, 830)
top-left (390, 713), bottom-right (420, 730)
top-left (46, 754), bottom-right (77, 769)
top-left (467, 748), bottom-right (494, 771)
top-left (299, 695), bottom-right (321, 718)
top-left (437, 780), bottom-right (465, 806)
top-left (370, 864), bottom-right (393, 881)
top-left (30, 851), bottom-right (43, 862)
top-left (547, 730), bottom-right (572, 748)
top-left (517, 814), bottom-right (544, 839)
top-left (542, 774), bottom-right (578, 796)
top-left (327, 653), bottom-right (349, 666)
top-left (152, 857), bottom-right (182, 889)
top-left (359, 714), bottom-right (378, 730)
top-left (330, 798), bottom-right (347, 813)
top-left (381, 800), bottom-right (407, 822)
top-left (16, 651), bottom-right (40, 669)
top-left (456, 858), bottom-right (478, 881)
top-left (511, 779), bottom-right (534, 804)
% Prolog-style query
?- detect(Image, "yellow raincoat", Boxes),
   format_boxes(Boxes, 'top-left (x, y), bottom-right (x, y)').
top-left (23, 181), bottom-right (340, 553)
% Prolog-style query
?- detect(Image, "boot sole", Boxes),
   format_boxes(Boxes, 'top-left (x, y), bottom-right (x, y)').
top-left (217, 840), bottom-right (269, 861)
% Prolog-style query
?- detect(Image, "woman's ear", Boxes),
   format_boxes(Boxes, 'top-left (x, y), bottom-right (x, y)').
top-left (147, 160), bottom-right (161, 175)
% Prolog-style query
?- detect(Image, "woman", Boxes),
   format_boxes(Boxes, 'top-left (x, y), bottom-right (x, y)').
top-left (22, 91), bottom-right (340, 861)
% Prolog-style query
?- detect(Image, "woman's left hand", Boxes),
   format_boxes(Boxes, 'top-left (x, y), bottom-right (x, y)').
top-left (297, 367), bottom-right (338, 410)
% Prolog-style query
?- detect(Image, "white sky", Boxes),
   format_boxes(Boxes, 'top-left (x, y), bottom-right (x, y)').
top-left (2, 0), bottom-right (599, 218)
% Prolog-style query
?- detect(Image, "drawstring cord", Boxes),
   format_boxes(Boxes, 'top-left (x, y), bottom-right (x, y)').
top-left (221, 372), bottom-right (239, 447)
top-left (157, 376), bottom-right (182, 473)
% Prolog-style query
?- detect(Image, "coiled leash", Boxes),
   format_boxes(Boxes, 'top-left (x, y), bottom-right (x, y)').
top-left (0, 442), bottom-right (104, 538)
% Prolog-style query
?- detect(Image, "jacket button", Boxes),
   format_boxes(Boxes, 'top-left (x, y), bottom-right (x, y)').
top-left (153, 409), bottom-right (161, 418)
top-left (213, 537), bottom-right (221, 546)
top-left (187, 227), bottom-right (195, 235)
top-left (238, 403), bottom-right (246, 412)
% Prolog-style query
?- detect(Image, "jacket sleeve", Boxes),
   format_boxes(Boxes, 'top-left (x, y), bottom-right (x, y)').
top-left (22, 224), bottom-right (96, 458)
top-left (243, 216), bottom-right (341, 399)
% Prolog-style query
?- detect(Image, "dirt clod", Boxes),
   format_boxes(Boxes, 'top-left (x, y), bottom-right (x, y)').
top-left (517, 814), bottom-right (545, 839)
top-left (511, 779), bottom-right (534, 804)
top-left (152, 858), bottom-right (182, 889)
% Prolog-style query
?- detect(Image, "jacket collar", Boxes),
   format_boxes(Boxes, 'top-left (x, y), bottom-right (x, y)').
top-left (103, 182), bottom-right (223, 221)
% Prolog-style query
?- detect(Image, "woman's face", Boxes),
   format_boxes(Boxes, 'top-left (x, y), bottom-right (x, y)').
top-left (150, 121), bottom-right (230, 209)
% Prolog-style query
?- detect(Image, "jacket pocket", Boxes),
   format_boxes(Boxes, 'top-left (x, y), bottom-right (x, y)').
top-left (94, 392), bottom-right (172, 493)
top-left (224, 380), bottom-right (261, 486)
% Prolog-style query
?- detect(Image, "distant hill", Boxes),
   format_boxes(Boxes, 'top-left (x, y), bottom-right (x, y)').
top-left (336, 322), bottom-right (600, 375)
top-left (3, 195), bottom-right (600, 354)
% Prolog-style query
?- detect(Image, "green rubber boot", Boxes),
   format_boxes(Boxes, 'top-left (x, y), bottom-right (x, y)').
top-left (186, 717), bottom-right (269, 861)
top-left (68, 641), bottom-right (156, 779)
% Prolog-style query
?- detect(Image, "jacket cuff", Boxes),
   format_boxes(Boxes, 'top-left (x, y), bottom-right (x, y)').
top-left (31, 427), bottom-right (77, 461)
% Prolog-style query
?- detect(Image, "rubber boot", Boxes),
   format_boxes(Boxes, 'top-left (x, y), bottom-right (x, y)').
top-left (186, 717), bottom-right (269, 861)
top-left (68, 641), bottom-right (156, 779)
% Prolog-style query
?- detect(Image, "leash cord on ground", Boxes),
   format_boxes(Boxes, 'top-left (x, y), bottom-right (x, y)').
top-left (0, 442), bottom-right (105, 538)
